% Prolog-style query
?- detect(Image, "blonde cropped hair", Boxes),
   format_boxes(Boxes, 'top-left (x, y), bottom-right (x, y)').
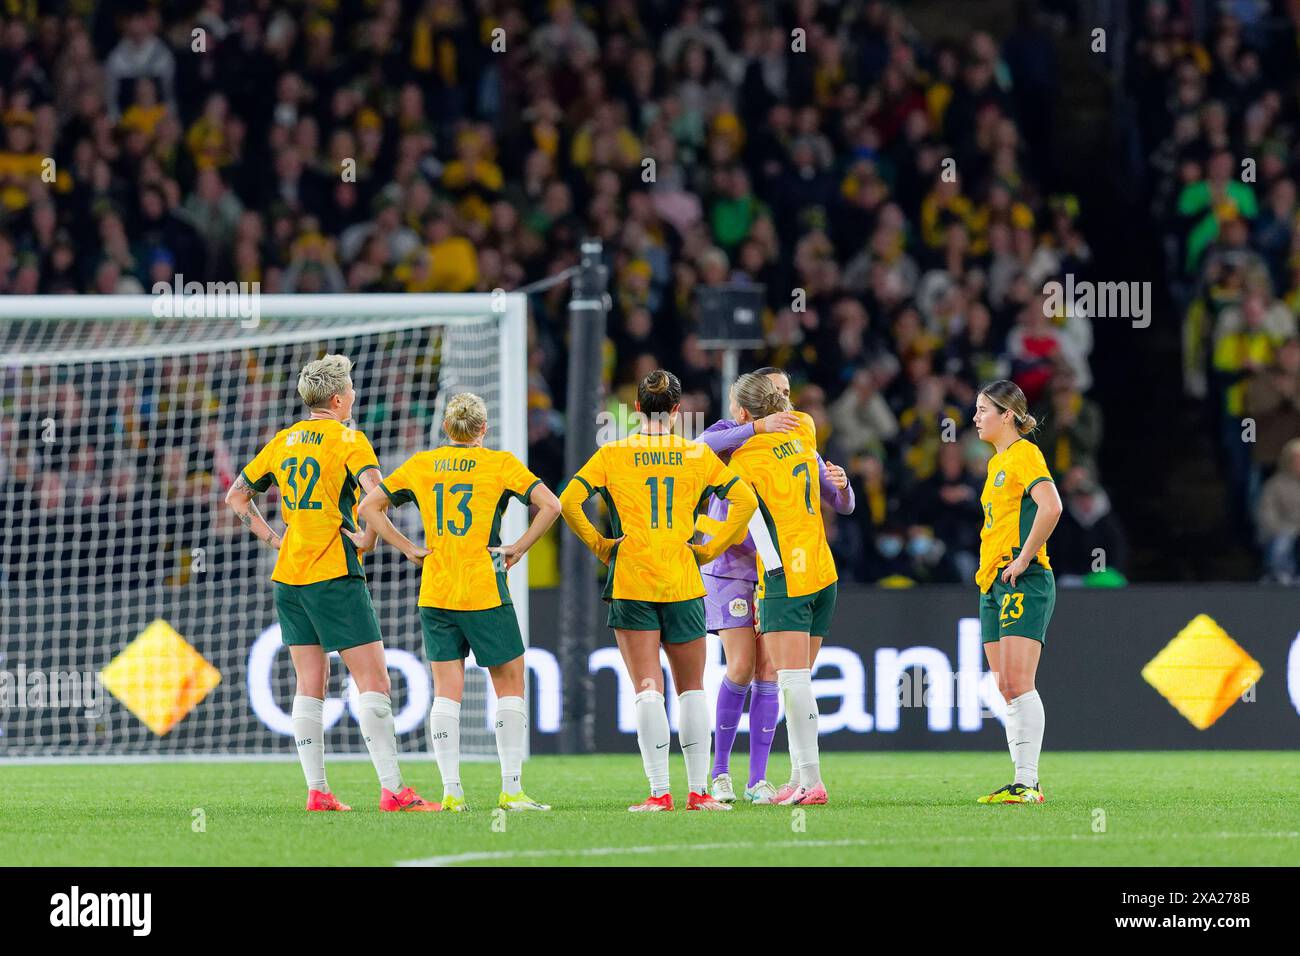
top-left (444, 392), bottom-right (488, 442)
top-left (731, 371), bottom-right (789, 419)
top-left (298, 354), bottom-right (353, 408)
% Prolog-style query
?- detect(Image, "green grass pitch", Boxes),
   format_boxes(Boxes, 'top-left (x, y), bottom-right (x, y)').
top-left (2, 751), bottom-right (1296, 866)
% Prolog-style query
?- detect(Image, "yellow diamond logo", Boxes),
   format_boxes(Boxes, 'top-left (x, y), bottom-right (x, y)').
top-left (1142, 614), bottom-right (1262, 730)
top-left (100, 619), bottom-right (222, 736)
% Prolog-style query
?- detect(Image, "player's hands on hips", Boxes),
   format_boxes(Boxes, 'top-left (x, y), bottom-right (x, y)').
top-left (598, 535), bottom-right (624, 565)
top-left (1000, 554), bottom-right (1031, 586)
top-left (489, 541), bottom-right (524, 570)
top-left (825, 459), bottom-right (849, 490)
top-left (404, 544), bottom-right (431, 567)
top-left (344, 528), bottom-right (371, 555)
top-left (757, 411), bottom-right (799, 435)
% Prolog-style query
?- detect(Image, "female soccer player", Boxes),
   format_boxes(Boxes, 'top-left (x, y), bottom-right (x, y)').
top-left (226, 354), bottom-right (438, 812)
top-left (358, 392), bottom-right (561, 812)
top-left (696, 368), bottom-right (855, 804)
top-left (559, 369), bottom-right (758, 811)
top-left (972, 380), bottom-right (1062, 804)
top-left (725, 371), bottom-right (839, 806)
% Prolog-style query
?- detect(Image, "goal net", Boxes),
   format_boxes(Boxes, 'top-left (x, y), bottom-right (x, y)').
top-left (0, 293), bottom-right (529, 759)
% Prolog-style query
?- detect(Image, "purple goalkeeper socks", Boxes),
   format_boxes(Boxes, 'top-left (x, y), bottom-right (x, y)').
top-left (712, 676), bottom-right (748, 779)
top-left (748, 680), bottom-right (780, 787)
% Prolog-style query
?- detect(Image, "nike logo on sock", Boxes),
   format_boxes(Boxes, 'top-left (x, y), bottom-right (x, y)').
top-left (682, 742), bottom-right (697, 748)
top-left (720, 724), bottom-right (737, 731)
top-left (761, 727), bottom-right (775, 733)
top-left (655, 743), bottom-right (668, 749)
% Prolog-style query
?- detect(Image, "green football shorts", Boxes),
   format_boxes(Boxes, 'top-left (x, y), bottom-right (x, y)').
top-left (419, 603), bottom-right (525, 668)
top-left (758, 581), bottom-right (837, 637)
top-left (275, 576), bottom-right (383, 653)
top-left (607, 597), bottom-right (706, 644)
top-left (979, 563), bottom-right (1056, 644)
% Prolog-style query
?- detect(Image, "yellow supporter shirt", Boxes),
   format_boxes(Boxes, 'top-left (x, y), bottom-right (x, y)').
top-left (382, 444), bottom-right (540, 611)
top-left (241, 418), bottom-right (379, 585)
top-left (565, 432), bottom-right (752, 603)
top-left (976, 437), bottom-right (1054, 592)
top-left (728, 412), bottom-right (838, 599)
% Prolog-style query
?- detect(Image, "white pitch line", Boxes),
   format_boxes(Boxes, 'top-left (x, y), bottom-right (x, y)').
top-left (396, 831), bottom-right (1300, 867)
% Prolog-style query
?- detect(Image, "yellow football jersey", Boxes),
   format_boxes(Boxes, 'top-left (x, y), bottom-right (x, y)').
top-left (569, 432), bottom-right (745, 602)
top-left (382, 444), bottom-right (540, 611)
top-left (728, 411), bottom-right (837, 599)
top-left (241, 418), bottom-right (379, 586)
top-left (977, 437), bottom-right (1054, 592)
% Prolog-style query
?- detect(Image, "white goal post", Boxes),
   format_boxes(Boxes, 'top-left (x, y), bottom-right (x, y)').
top-left (0, 293), bottom-right (529, 760)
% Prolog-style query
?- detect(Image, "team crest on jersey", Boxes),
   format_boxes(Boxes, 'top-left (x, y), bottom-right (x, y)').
top-left (729, 598), bottom-right (749, 618)
top-left (993, 470), bottom-right (1006, 487)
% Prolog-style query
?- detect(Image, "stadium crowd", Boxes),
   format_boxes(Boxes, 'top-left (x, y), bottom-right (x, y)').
top-left (0, 0), bottom-right (1125, 585)
top-left (1133, 0), bottom-right (1300, 581)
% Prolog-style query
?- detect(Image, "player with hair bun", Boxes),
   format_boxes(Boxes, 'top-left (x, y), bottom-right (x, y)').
top-left (559, 369), bottom-right (758, 811)
top-left (359, 391), bottom-right (562, 812)
top-left (972, 380), bottom-right (1062, 805)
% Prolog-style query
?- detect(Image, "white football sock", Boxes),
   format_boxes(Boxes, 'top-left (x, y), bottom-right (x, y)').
top-left (1006, 689), bottom-right (1044, 787)
top-left (495, 695), bottom-right (528, 795)
top-left (291, 694), bottom-right (328, 793)
top-left (634, 689), bottom-right (671, 797)
top-left (778, 669), bottom-right (821, 788)
top-left (430, 697), bottom-right (463, 799)
top-left (357, 690), bottom-right (403, 793)
top-left (677, 689), bottom-right (710, 794)
top-left (785, 716), bottom-right (803, 788)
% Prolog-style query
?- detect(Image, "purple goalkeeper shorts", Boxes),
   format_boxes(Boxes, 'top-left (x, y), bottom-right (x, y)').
top-left (703, 573), bottom-right (757, 631)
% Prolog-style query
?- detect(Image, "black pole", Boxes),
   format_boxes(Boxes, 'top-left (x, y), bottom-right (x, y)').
top-left (557, 238), bottom-right (608, 754)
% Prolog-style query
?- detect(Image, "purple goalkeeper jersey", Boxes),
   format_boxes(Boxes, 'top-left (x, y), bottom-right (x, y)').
top-left (695, 418), bottom-right (856, 581)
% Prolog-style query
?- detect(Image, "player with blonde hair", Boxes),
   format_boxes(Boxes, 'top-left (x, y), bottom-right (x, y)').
top-left (359, 391), bottom-right (561, 812)
top-left (725, 371), bottom-right (841, 805)
top-left (973, 380), bottom-right (1062, 804)
top-left (694, 367), bottom-right (855, 804)
top-left (227, 354), bottom-right (438, 812)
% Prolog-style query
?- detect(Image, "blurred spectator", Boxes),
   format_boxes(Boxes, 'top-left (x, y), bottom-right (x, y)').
top-left (1051, 464), bottom-right (1129, 581)
top-left (1257, 439), bottom-right (1300, 583)
top-left (0, 1), bottom-right (1109, 586)
top-left (1245, 337), bottom-right (1300, 482)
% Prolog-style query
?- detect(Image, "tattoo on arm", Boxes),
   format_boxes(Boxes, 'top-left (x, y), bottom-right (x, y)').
top-left (232, 475), bottom-right (276, 544)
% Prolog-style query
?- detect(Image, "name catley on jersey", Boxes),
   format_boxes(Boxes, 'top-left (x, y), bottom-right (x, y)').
top-left (382, 445), bottom-right (541, 611)
top-left (241, 418), bottom-right (380, 585)
top-left (728, 412), bottom-right (838, 600)
top-left (572, 432), bottom-right (743, 603)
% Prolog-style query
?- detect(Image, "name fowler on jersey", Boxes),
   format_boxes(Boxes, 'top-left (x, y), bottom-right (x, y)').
top-left (632, 450), bottom-right (685, 467)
